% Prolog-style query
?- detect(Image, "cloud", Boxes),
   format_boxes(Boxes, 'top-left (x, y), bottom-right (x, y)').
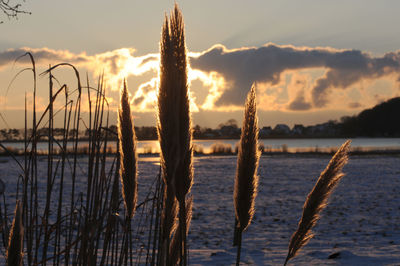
top-left (348, 102), bottom-right (362, 109)
top-left (190, 43), bottom-right (400, 108)
top-left (0, 46), bottom-right (160, 91)
top-left (0, 47), bottom-right (89, 68)
top-left (288, 91), bottom-right (312, 111)
top-left (94, 49), bottom-right (159, 90)
top-left (285, 72), bottom-right (312, 111)
top-left (131, 77), bottom-right (158, 111)
top-left (3, 44), bottom-right (400, 114)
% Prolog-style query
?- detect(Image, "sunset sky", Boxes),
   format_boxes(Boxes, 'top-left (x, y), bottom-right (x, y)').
top-left (1, 0), bottom-right (400, 128)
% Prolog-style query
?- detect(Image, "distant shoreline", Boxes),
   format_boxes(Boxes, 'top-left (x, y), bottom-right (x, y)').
top-left (2, 136), bottom-right (400, 143)
top-left (1, 148), bottom-right (400, 157)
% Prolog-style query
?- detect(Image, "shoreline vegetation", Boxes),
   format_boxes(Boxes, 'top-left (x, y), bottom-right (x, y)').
top-left (1, 142), bottom-right (399, 156)
top-left (2, 95), bottom-right (400, 142)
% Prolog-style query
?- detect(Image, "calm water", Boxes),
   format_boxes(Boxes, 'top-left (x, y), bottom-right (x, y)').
top-left (2, 138), bottom-right (400, 153)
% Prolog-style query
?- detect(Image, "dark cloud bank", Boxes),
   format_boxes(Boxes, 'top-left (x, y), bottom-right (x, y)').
top-left (190, 44), bottom-right (400, 109)
top-left (0, 47), bottom-right (88, 68)
top-left (2, 44), bottom-right (400, 111)
top-left (0, 47), bottom-right (131, 75)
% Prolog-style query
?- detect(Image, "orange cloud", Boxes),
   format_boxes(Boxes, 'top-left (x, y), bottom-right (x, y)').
top-left (3, 43), bottom-right (400, 116)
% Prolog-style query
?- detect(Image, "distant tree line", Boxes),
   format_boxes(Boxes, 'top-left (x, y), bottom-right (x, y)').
top-left (1, 97), bottom-right (400, 141)
top-left (340, 97), bottom-right (400, 137)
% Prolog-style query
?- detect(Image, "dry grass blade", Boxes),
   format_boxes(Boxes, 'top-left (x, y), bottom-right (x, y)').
top-left (7, 200), bottom-right (23, 266)
top-left (284, 140), bottom-right (351, 265)
top-left (233, 84), bottom-right (260, 266)
top-left (157, 4), bottom-right (193, 265)
top-left (118, 80), bottom-right (138, 219)
top-left (234, 84), bottom-right (260, 233)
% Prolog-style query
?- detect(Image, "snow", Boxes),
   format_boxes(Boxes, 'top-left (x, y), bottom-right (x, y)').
top-left (0, 154), bottom-right (399, 265)
top-left (188, 155), bottom-right (400, 265)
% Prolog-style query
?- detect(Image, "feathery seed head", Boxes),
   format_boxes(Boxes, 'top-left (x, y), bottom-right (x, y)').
top-left (157, 4), bottom-right (193, 201)
top-left (118, 80), bottom-right (138, 219)
top-left (285, 140), bottom-right (351, 265)
top-left (157, 6), bottom-right (194, 264)
top-left (234, 83), bottom-right (260, 232)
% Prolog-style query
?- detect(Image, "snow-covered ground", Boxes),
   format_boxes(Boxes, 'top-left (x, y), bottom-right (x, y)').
top-left (188, 155), bottom-right (400, 265)
top-left (0, 154), bottom-right (399, 265)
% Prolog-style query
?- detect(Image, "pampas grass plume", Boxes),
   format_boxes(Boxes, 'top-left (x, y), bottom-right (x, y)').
top-left (118, 80), bottom-right (138, 219)
top-left (233, 84), bottom-right (260, 266)
top-left (157, 5), bottom-right (193, 264)
top-left (234, 84), bottom-right (260, 233)
top-left (284, 140), bottom-right (351, 265)
top-left (158, 4), bottom-right (192, 199)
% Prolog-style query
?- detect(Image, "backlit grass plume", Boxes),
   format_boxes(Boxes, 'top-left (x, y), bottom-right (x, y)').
top-left (157, 4), bottom-right (193, 265)
top-left (7, 200), bottom-right (23, 266)
top-left (233, 84), bottom-right (260, 265)
top-left (284, 140), bottom-right (351, 265)
top-left (118, 80), bottom-right (138, 219)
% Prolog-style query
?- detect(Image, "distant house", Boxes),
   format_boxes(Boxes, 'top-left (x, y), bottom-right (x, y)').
top-left (292, 124), bottom-right (305, 136)
top-left (259, 126), bottom-right (272, 138)
top-left (218, 125), bottom-right (241, 138)
top-left (305, 121), bottom-right (338, 137)
top-left (273, 124), bottom-right (291, 136)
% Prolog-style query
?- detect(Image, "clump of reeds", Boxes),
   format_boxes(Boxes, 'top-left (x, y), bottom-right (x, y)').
top-left (284, 140), bottom-right (351, 265)
top-left (233, 84), bottom-right (260, 265)
top-left (7, 200), bottom-right (23, 266)
top-left (210, 142), bottom-right (233, 154)
top-left (157, 3), bottom-right (193, 265)
top-left (118, 79), bottom-right (138, 219)
top-left (4, 56), bottom-right (134, 265)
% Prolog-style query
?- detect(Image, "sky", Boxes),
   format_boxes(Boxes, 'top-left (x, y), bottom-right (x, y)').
top-left (1, 0), bottom-right (400, 129)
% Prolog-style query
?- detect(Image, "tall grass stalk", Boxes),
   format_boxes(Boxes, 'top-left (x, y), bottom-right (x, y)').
top-left (233, 84), bottom-right (260, 266)
top-left (284, 140), bottom-right (351, 265)
top-left (118, 80), bottom-right (138, 219)
top-left (118, 80), bottom-right (138, 264)
top-left (157, 4), bottom-right (193, 265)
top-left (0, 55), bottom-right (146, 265)
top-left (169, 196), bottom-right (192, 265)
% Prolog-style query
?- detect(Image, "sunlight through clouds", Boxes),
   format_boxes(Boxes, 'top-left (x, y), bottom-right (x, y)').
top-left (92, 48), bottom-right (159, 91)
top-left (188, 69), bottom-right (227, 110)
top-left (131, 77), bottom-right (158, 111)
top-left (2, 43), bottom-right (400, 116)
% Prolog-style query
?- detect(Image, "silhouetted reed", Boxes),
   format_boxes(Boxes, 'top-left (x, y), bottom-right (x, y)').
top-left (0, 53), bottom-right (142, 265)
top-left (284, 140), bottom-right (351, 265)
top-left (118, 80), bottom-right (138, 219)
top-left (233, 84), bottom-right (260, 265)
top-left (157, 4), bottom-right (193, 265)
top-left (210, 142), bottom-right (233, 154)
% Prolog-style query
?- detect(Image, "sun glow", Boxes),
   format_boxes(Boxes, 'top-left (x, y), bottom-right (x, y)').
top-left (131, 77), bottom-right (159, 111)
top-left (188, 68), bottom-right (227, 110)
top-left (98, 49), bottom-right (231, 113)
top-left (94, 48), bottom-right (159, 91)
